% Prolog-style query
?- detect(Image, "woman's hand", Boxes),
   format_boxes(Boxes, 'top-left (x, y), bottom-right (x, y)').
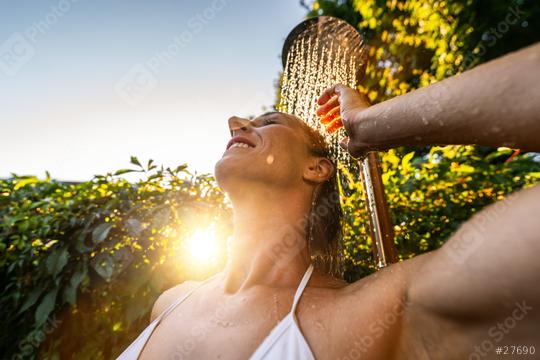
top-left (316, 84), bottom-right (372, 158)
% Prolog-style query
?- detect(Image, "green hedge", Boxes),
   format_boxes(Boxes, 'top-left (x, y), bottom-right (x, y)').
top-left (1, 158), bottom-right (231, 359)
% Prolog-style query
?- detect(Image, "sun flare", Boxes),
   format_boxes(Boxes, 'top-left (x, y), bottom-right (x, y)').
top-left (185, 226), bottom-right (220, 264)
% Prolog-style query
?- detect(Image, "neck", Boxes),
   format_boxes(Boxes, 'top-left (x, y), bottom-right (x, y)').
top-left (222, 185), bottom-right (313, 294)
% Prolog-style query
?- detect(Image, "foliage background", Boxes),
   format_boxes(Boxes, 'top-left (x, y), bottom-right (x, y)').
top-left (2, 0), bottom-right (540, 358)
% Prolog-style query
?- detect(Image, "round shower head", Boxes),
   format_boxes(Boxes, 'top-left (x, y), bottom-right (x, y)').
top-left (281, 16), bottom-right (367, 83)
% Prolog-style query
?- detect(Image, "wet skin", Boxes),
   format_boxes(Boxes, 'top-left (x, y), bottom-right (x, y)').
top-left (138, 43), bottom-right (540, 359)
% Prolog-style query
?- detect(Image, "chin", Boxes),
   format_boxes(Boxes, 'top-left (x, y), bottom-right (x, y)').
top-left (214, 156), bottom-right (250, 190)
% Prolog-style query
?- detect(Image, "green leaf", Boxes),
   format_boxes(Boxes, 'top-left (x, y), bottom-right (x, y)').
top-left (114, 169), bottom-right (138, 176)
top-left (63, 261), bottom-right (88, 305)
top-left (92, 222), bottom-right (113, 244)
top-left (485, 148), bottom-right (512, 162)
top-left (46, 248), bottom-right (69, 277)
top-left (14, 176), bottom-right (38, 190)
top-left (175, 164), bottom-right (188, 173)
top-left (130, 156), bottom-right (142, 168)
top-left (125, 218), bottom-right (142, 236)
top-left (19, 286), bottom-right (45, 314)
top-left (35, 287), bottom-right (58, 326)
top-left (91, 253), bottom-right (114, 280)
top-left (147, 173), bottom-right (163, 181)
top-left (401, 151), bottom-right (415, 172)
top-left (74, 229), bottom-right (92, 253)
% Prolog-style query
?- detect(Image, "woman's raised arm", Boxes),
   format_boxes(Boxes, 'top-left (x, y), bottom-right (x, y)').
top-left (317, 42), bottom-right (540, 157)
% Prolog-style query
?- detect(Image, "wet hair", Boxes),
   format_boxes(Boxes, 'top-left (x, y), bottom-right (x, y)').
top-left (296, 118), bottom-right (344, 279)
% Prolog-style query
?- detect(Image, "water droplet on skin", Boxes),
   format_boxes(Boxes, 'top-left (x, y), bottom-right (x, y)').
top-left (491, 126), bottom-right (501, 133)
top-left (421, 116), bottom-right (429, 125)
top-left (266, 154), bottom-right (274, 165)
top-left (315, 321), bottom-right (325, 330)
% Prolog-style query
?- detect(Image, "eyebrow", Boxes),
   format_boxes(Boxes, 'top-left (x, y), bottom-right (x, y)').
top-left (259, 111), bottom-right (280, 117)
top-left (255, 112), bottom-right (294, 126)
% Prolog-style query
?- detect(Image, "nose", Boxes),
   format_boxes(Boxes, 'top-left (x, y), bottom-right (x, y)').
top-left (228, 116), bottom-right (252, 137)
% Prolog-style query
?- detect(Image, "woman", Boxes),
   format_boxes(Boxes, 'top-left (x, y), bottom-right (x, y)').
top-left (118, 42), bottom-right (540, 359)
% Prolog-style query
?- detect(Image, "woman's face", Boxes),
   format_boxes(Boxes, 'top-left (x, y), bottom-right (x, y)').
top-left (214, 112), bottom-right (312, 192)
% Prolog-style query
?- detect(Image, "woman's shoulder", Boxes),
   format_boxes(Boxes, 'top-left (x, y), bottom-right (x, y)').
top-left (149, 279), bottom-right (202, 322)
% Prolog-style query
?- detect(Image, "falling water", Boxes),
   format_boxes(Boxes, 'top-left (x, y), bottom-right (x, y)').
top-left (277, 17), bottom-right (367, 169)
top-left (278, 17), bottom-right (395, 269)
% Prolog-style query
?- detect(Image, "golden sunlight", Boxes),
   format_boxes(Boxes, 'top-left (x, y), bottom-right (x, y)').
top-left (185, 225), bottom-right (220, 264)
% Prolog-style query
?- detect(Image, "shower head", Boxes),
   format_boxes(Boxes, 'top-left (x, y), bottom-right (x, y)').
top-left (281, 16), bottom-right (367, 84)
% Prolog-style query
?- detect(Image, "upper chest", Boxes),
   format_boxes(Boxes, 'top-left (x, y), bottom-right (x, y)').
top-left (137, 280), bottom-right (407, 360)
top-left (137, 284), bottom-right (337, 360)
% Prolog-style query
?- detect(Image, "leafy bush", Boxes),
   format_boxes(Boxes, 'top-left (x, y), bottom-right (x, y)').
top-left (1, 158), bottom-right (230, 359)
top-left (338, 146), bottom-right (540, 280)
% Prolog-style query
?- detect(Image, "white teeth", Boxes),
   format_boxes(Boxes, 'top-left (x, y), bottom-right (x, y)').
top-left (230, 142), bottom-right (252, 149)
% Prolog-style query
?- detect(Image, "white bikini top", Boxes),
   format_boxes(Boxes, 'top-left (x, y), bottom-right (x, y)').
top-left (116, 263), bottom-right (316, 360)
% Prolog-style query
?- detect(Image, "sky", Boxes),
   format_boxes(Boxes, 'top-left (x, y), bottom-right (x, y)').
top-left (0, 0), bottom-right (307, 181)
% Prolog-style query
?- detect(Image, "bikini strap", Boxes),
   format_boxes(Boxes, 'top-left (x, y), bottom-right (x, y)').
top-left (155, 271), bottom-right (222, 324)
top-left (290, 263), bottom-right (314, 314)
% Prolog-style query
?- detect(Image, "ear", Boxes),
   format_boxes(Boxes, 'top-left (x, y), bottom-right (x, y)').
top-left (303, 156), bottom-right (334, 184)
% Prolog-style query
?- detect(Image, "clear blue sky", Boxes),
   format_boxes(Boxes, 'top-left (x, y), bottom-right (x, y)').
top-left (0, 0), bottom-right (306, 181)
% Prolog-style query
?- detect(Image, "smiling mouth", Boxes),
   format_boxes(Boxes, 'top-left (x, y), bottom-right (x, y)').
top-left (227, 142), bottom-right (254, 150)
top-left (226, 135), bottom-right (257, 151)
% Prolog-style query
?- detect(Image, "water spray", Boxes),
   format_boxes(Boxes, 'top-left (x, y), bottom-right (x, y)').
top-left (280, 16), bottom-right (397, 268)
